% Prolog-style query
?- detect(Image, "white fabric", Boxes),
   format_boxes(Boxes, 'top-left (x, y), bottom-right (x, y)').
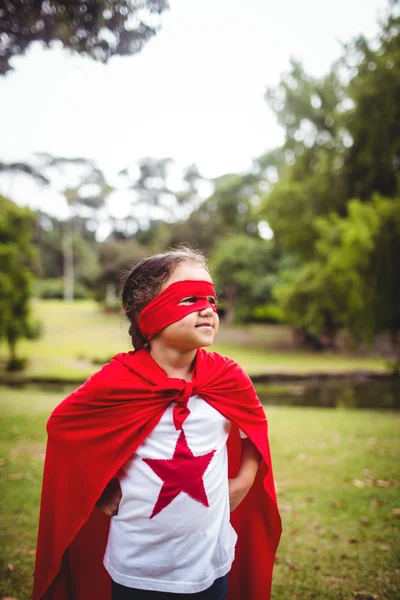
top-left (104, 395), bottom-right (240, 593)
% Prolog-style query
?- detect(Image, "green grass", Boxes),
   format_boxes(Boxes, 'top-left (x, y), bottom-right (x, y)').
top-left (0, 386), bottom-right (399, 599)
top-left (213, 344), bottom-right (387, 376)
top-left (0, 300), bottom-right (389, 381)
top-left (269, 406), bottom-right (400, 599)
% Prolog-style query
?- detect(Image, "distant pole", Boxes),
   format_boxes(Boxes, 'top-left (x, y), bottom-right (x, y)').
top-left (106, 282), bottom-right (117, 306)
top-left (63, 218), bottom-right (74, 303)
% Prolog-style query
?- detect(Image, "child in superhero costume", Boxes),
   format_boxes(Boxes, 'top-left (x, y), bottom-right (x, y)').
top-left (33, 248), bottom-right (281, 600)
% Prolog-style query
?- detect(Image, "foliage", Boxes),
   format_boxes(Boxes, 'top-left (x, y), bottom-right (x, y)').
top-left (0, 301), bottom-right (388, 382)
top-left (0, 160), bottom-right (49, 184)
top-left (94, 237), bottom-right (150, 300)
top-left (209, 234), bottom-right (279, 323)
top-left (205, 172), bottom-right (261, 237)
top-left (2, 6), bottom-right (399, 351)
top-left (118, 157), bottom-right (177, 234)
top-left (34, 211), bottom-right (101, 289)
top-left (35, 155), bottom-right (112, 301)
top-left (0, 0), bottom-right (169, 75)
top-left (259, 5), bottom-right (400, 350)
top-left (35, 277), bottom-right (91, 300)
top-left (0, 195), bottom-right (40, 364)
top-left (274, 196), bottom-right (400, 348)
top-left (343, 10), bottom-right (400, 200)
top-left (162, 172), bottom-right (262, 254)
top-left (261, 8), bottom-right (400, 255)
top-left (261, 61), bottom-right (349, 261)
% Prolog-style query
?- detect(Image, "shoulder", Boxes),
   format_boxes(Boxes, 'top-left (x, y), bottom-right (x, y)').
top-left (50, 355), bottom-right (127, 420)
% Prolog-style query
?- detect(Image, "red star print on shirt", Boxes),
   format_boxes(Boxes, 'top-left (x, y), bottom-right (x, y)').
top-left (143, 430), bottom-right (216, 519)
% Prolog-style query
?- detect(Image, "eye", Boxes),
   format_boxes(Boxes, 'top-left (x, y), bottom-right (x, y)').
top-left (208, 296), bottom-right (216, 305)
top-left (179, 296), bottom-right (198, 304)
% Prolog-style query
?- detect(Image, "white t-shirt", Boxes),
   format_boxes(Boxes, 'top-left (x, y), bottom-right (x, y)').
top-left (104, 395), bottom-right (241, 593)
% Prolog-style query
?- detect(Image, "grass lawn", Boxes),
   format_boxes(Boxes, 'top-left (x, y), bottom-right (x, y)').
top-left (0, 386), bottom-right (399, 600)
top-left (0, 300), bottom-right (389, 381)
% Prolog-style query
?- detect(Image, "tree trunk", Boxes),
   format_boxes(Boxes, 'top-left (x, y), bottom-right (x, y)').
top-left (7, 334), bottom-right (17, 362)
top-left (106, 282), bottom-right (117, 306)
top-left (63, 218), bottom-right (74, 303)
top-left (390, 329), bottom-right (400, 376)
top-left (223, 283), bottom-right (238, 325)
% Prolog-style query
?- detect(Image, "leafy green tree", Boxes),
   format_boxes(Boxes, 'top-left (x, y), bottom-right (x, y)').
top-left (206, 173), bottom-right (261, 236)
top-left (257, 4), bottom-right (400, 351)
top-left (34, 211), bottom-right (100, 290)
top-left (115, 159), bottom-right (212, 250)
top-left (162, 172), bottom-right (262, 254)
top-left (0, 0), bottom-right (169, 75)
top-left (177, 163), bottom-right (205, 208)
top-left (36, 154), bottom-right (112, 301)
top-left (0, 196), bottom-right (40, 367)
top-left (261, 59), bottom-right (349, 260)
top-left (275, 196), bottom-right (400, 356)
top-left (95, 237), bottom-right (150, 305)
top-left (343, 11), bottom-right (400, 200)
top-left (209, 234), bottom-right (279, 323)
top-left (260, 6), bottom-right (400, 259)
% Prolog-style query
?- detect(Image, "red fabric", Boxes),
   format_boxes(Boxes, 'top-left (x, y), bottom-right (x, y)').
top-left (33, 348), bottom-right (281, 600)
top-left (144, 429), bottom-right (216, 518)
top-left (138, 280), bottom-right (217, 340)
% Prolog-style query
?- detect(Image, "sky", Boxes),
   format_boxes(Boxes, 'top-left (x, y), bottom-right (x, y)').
top-left (0, 0), bottom-right (389, 220)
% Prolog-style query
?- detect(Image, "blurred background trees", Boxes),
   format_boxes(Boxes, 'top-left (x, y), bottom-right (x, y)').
top-left (0, 196), bottom-right (41, 368)
top-left (1, 2), bottom-right (399, 365)
top-left (259, 7), bottom-right (400, 357)
top-left (0, 0), bottom-right (169, 75)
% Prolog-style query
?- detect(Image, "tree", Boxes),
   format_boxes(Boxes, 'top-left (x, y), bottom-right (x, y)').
top-left (117, 157), bottom-right (177, 235)
top-left (36, 154), bottom-right (112, 301)
top-left (209, 234), bottom-right (279, 323)
top-left (256, 4), bottom-right (400, 350)
top-left (175, 163), bottom-right (206, 212)
top-left (34, 210), bottom-right (102, 299)
top-left (0, 160), bottom-right (49, 184)
top-left (343, 11), bottom-right (400, 200)
top-left (161, 171), bottom-right (262, 254)
top-left (0, 195), bottom-right (40, 367)
top-left (260, 6), bottom-right (400, 260)
top-left (0, 0), bottom-right (169, 75)
top-left (274, 196), bottom-right (400, 357)
top-left (260, 58), bottom-right (349, 260)
top-left (95, 237), bottom-right (149, 304)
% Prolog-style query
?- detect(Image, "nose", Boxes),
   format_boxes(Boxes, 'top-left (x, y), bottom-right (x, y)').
top-left (199, 304), bottom-right (214, 316)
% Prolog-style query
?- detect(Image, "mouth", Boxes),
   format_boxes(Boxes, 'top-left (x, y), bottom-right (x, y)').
top-left (195, 323), bottom-right (213, 329)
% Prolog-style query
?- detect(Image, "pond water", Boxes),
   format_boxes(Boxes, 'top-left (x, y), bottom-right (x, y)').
top-left (256, 379), bottom-right (400, 409)
top-left (5, 378), bottom-right (400, 410)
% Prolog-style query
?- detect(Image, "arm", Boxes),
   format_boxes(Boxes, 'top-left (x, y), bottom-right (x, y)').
top-left (96, 478), bottom-right (122, 516)
top-left (229, 437), bottom-right (261, 512)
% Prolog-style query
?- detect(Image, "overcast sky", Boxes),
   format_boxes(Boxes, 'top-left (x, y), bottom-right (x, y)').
top-left (0, 0), bottom-right (389, 218)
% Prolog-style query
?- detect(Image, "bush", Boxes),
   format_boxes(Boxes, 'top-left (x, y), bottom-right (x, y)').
top-left (36, 278), bottom-right (92, 300)
top-left (252, 303), bottom-right (285, 323)
top-left (99, 299), bottom-right (121, 314)
top-left (25, 317), bottom-right (43, 340)
top-left (6, 356), bottom-right (28, 371)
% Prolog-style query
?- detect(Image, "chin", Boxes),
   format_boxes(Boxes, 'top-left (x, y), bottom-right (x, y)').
top-left (199, 337), bottom-right (214, 349)
top-left (200, 343), bottom-right (212, 349)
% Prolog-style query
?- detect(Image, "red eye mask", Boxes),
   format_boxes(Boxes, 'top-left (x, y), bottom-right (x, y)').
top-left (138, 280), bottom-right (217, 341)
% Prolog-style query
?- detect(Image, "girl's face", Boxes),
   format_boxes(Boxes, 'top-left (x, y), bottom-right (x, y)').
top-left (153, 262), bottom-right (219, 352)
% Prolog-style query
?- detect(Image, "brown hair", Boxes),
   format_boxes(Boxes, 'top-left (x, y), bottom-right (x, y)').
top-left (121, 247), bottom-right (208, 349)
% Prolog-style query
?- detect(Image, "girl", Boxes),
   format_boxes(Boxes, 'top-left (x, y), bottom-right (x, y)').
top-left (33, 248), bottom-right (281, 600)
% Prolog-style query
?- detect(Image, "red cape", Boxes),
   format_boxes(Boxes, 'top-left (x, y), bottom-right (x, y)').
top-left (33, 349), bottom-right (281, 600)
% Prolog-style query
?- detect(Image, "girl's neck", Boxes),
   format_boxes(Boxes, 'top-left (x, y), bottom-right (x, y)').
top-left (149, 344), bottom-right (196, 381)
